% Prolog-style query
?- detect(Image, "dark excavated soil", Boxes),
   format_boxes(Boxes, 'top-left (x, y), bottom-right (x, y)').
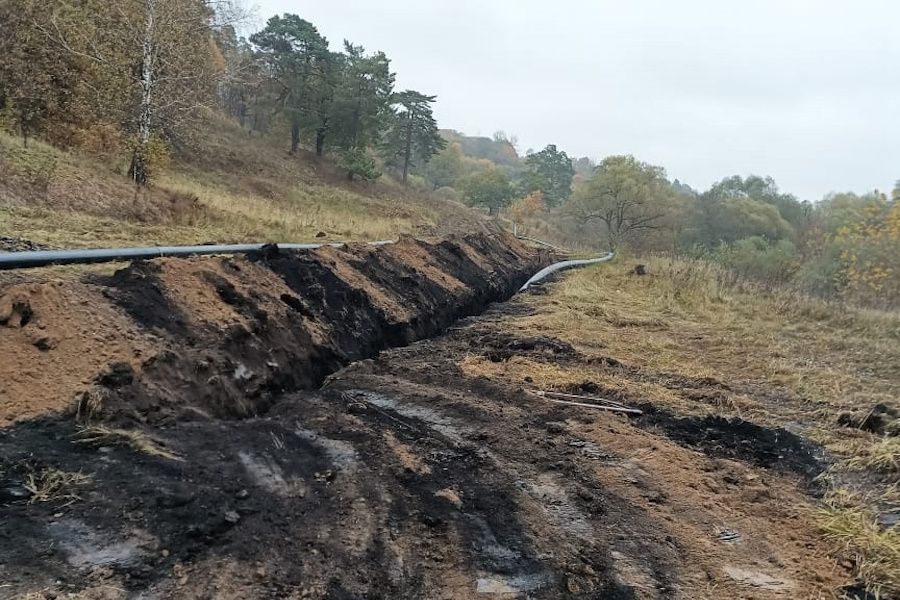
top-left (79, 232), bottom-right (549, 424)
top-left (635, 407), bottom-right (825, 479)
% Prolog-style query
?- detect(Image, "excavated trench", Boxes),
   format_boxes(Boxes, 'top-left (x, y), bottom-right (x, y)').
top-left (0, 232), bottom-right (847, 599)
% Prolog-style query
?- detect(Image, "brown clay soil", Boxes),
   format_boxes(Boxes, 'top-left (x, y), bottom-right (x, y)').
top-left (0, 234), bottom-right (860, 599)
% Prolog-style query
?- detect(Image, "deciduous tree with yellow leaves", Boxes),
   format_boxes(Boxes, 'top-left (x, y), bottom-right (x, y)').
top-left (508, 191), bottom-right (546, 228)
top-left (835, 187), bottom-right (900, 304)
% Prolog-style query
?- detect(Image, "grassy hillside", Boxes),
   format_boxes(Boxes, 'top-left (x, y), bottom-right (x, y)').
top-left (0, 116), bottom-right (483, 249)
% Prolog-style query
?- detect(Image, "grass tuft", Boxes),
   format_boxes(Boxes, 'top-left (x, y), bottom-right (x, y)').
top-left (22, 466), bottom-right (91, 505)
top-left (819, 491), bottom-right (900, 597)
top-left (74, 387), bottom-right (109, 423)
top-left (75, 425), bottom-right (182, 461)
top-left (846, 437), bottom-right (900, 474)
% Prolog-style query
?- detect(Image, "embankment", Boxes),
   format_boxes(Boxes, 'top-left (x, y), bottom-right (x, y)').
top-left (0, 232), bottom-right (550, 425)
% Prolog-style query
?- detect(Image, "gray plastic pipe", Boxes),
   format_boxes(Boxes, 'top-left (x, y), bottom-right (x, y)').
top-left (518, 253), bottom-right (614, 292)
top-left (0, 241), bottom-right (394, 270)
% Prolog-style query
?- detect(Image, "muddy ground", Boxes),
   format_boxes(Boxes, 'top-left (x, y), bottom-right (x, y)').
top-left (0, 234), bottom-right (858, 599)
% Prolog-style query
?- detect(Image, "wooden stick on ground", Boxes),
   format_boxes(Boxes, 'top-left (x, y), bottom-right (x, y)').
top-left (543, 397), bottom-right (643, 415)
top-left (538, 390), bottom-right (629, 409)
top-left (530, 391), bottom-right (643, 415)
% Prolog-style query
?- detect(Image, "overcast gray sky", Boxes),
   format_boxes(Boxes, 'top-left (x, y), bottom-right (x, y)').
top-left (254, 0), bottom-right (898, 201)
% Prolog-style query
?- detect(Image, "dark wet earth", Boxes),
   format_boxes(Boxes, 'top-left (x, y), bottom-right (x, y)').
top-left (0, 299), bottom-right (840, 600)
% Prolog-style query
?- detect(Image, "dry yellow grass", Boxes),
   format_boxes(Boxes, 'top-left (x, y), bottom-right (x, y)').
top-left (819, 490), bottom-right (900, 597)
top-left (0, 118), bottom-right (478, 249)
top-left (22, 466), bottom-right (91, 505)
top-left (159, 172), bottom-right (427, 243)
top-left (845, 436), bottom-right (900, 474)
top-left (75, 425), bottom-right (182, 461)
top-left (504, 257), bottom-right (900, 418)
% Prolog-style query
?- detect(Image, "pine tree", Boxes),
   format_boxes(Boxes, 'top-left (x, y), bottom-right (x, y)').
top-left (381, 90), bottom-right (445, 184)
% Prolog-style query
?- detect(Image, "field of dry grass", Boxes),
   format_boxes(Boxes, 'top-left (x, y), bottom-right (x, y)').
top-left (461, 256), bottom-right (900, 596)
top-left (0, 116), bottom-right (479, 249)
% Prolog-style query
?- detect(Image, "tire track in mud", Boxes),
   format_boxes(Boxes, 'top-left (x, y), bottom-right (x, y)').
top-left (0, 389), bottom-right (652, 598)
top-left (315, 376), bottom-right (678, 599)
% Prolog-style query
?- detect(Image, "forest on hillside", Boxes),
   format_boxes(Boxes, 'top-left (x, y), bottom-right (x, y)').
top-left (1, 0), bottom-right (897, 307)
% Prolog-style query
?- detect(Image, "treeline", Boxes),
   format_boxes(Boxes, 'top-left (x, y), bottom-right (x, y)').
top-left (0, 3), bottom-right (444, 183)
top-left (1, 2), bottom-right (896, 306)
top-left (438, 139), bottom-right (900, 308)
top-left (415, 133), bottom-right (578, 213)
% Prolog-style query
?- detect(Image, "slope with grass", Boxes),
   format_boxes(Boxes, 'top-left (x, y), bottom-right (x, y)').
top-left (0, 116), bottom-right (483, 250)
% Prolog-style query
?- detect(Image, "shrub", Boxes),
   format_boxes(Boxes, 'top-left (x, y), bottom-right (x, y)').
top-left (713, 236), bottom-right (797, 284)
top-left (0, 98), bottom-right (15, 135)
top-left (338, 147), bottom-right (381, 182)
top-left (405, 174), bottom-right (429, 193)
top-left (0, 142), bottom-right (59, 192)
top-left (434, 186), bottom-right (462, 203)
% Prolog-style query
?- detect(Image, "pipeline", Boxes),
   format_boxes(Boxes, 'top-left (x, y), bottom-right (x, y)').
top-left (0, 238), bottom-right (613, 293)
top-left (518, 253), bottom-right (614, 292)
top-left (0, 241), bottom-right (394, 270)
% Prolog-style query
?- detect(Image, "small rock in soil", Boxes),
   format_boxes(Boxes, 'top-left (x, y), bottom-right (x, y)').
top-left (346, 402), bottom-right (367, 415)
top-left (33, 336), bottom-right (59, 351)
top-left (95, 362), bottom-right (135, 388)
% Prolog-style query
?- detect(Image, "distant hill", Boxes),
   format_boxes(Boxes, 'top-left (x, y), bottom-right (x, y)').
top-left (440, 130), bottom-right (523, 171)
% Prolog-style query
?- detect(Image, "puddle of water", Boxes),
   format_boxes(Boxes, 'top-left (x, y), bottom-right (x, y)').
top-left (47, 520), bottom-right (148, 568)
top-left (238, 451), bottom-right (307, 497)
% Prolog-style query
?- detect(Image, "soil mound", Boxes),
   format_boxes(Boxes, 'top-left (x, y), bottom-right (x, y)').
top-left (0, 232), bottom-right (549, 425)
